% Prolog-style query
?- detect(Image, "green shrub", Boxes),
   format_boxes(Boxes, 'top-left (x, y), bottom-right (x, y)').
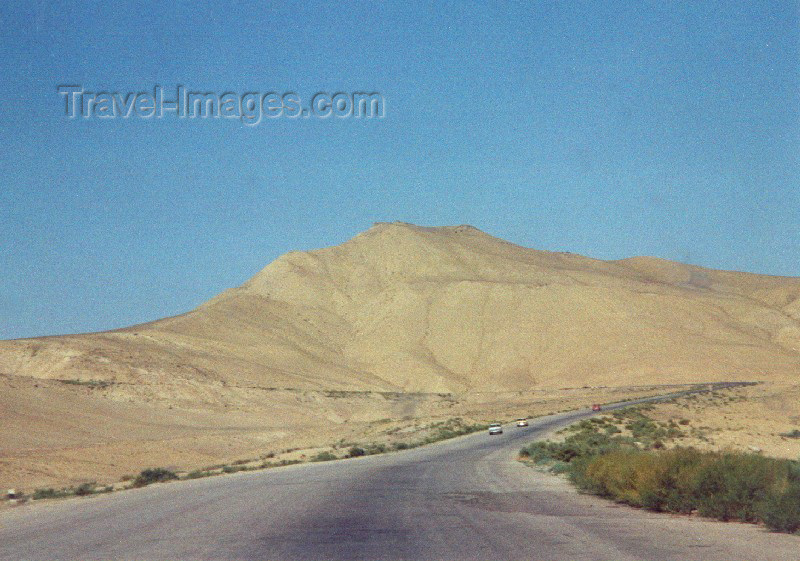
top-left (760, 482), bottom-right (800, 533)
top-left (625, 415), bottom-right (666, 442)
top-left (32, 488), bottom-right (71, 500)
top-left (311, 451), bottom-right (338, 462)
top-left (523, 410), bottom-right (800, 534)
top-left (133, 468), bottom-right (179, 488)
top-left (549, 461), bottom-right (571, 474)
top-left (74, 482), bottom-right (96, 496)
top-left (573, 449), bottom-right (654, 504)
top-left (636, 448), bottom-right (707, 513)
top-left (365, 443), bottom-right (388, 455)
top-left (347, 446), bottom-right (366, 457)
top-left (32, 488), bottom-right (55, 500)
top-left (565, 447), bottom-right (800, 531)
top-left (692, 453), bottom-right (786, 522)
top-left (422, 418), bottom-right (487, 443)
top-left (522, 424), bottom-right (634, 465)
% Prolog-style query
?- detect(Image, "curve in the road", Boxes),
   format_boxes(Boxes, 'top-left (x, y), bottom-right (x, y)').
top-left (1, 383), bottom-right (796, 561)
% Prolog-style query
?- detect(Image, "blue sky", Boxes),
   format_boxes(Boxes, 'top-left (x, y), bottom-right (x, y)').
top-left (1, 0), bottom-right (798, 339)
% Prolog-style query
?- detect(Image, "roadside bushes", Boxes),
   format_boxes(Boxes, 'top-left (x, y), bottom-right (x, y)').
top-left (364, 443), bottom-right (388, 455)
top-left (760, 482), bottom-right (800, 533)
top-left (691, 452), bottom-right (788, 522)
top-left (31, 482), bottom-right (111, 500)
top-left (420, 418), bottom-right (487, 444)
top-left (579, 448), bottom-right (800, 531)
top-left (32, 487), bottom-right (73, 500)
top-left (74, 482), bottom-right (97, 496)
top-left (521, 423), bottom-right (635, 464)
top-left (343, 419), bottom-right (487, 458)
top-left (310, 451), bottom-right (338, 462)
top-left (521, 408), bottom-right (800, 533)
top-left (347, 446), bottom-right (367, 457)
top-left (133, 468), bottom-right (178, 488)
top-left (561, 446), bottom-right (800, 533)
top-left (636, 447), bottom-right (707, 514)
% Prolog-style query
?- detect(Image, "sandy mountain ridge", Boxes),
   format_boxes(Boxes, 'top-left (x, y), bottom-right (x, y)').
top-left (2, 221), bottom-right (799, 395)
top-left (3, 221), bottom-right (800, 490)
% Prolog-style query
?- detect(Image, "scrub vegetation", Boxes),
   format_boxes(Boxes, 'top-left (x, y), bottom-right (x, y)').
top-left (521, 406), bottom-right (800, 533)
top-left (15, 417), bottom-right (488, 505)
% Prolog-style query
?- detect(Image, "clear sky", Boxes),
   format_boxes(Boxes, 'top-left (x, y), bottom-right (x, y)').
top-left (1, 0), bottom-right (798, 339)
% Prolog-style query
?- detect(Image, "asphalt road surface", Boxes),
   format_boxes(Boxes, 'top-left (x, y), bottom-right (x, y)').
top-left (1, 389), bottom-right (798, 561)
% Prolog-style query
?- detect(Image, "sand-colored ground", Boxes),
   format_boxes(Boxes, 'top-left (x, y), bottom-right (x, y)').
top-left (1, 222), bottom-right (798, 493)
top-left (0, 370), bottom-right (685, 492)
top-left (641, 383), bottom-right (800, 459)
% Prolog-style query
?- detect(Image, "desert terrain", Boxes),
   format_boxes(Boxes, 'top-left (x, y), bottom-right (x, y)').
top-left (635, 383), bottom-right (800, 459)
top-left (1, 222), bottom-right (799, 492)
top-left (0, 371), bottom-right (689, 491)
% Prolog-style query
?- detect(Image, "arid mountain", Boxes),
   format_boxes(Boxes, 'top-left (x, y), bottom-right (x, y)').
top-left (2, 222), bottom-right (799, 393)
top-left (3, 222), bottom-right (800, 490)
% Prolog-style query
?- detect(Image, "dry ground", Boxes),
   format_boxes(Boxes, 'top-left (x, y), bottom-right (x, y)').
top-left (641, 383), bottom-right (800, 459)
top-left (2, 223), bottom-right (799, 500)
top-left (542, 383), bottom-right (800, 461)
top-left (0, 373), bottom-right (684, 493)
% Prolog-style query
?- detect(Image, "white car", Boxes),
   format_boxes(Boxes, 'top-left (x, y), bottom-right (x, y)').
top-left (488, 423), bottom-right (503, 435)
top-left (516, 418), bottom-right (529, 427)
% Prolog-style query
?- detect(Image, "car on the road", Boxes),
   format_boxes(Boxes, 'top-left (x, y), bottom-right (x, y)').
top-left (591, 404), bottom-right (602, 411)
top-left (516, 418), bottom-right (528, 427)
top-left (488, 423), bottom-right (503, 435)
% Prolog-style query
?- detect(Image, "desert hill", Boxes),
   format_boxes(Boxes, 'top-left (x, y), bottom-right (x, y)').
top-left (2, 222), bottom-right (799, 394)
top-left (3, 221), bottom-right (800, 490)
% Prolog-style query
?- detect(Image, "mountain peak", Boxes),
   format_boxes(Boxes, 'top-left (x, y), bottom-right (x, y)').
top-left (1, 222), bottom-right (799, 401)
top-left (356, 221), bottom-right (489, 242)
top-left (368, 221), bottom-right (483, 234)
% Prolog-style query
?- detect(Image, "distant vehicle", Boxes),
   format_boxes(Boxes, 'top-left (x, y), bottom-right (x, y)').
top-left (591, 404), bottom-right (602, 411)
top-left (516, 418), bottom-right (529, 427)
top-left (488, 423), bottom-right (503, 435)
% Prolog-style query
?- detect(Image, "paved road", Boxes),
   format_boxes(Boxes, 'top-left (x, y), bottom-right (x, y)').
top-left (1, 388), bottom-right (797, 561)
